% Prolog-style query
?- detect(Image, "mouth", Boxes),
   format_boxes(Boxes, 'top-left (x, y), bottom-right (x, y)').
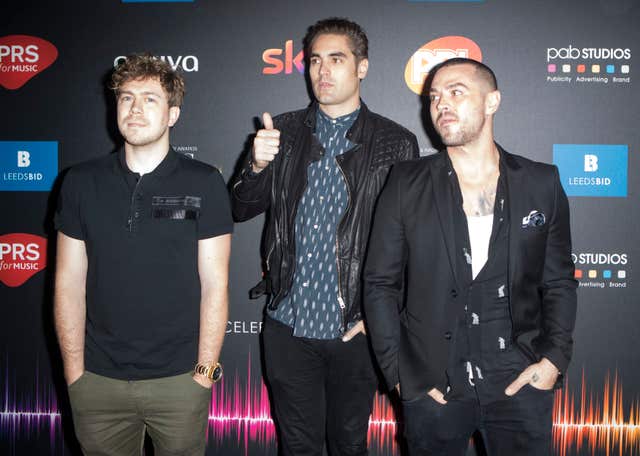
top-left (317, 81), bottom-right (333, 89)
top-left (437, 115), bottom-right (457, 128)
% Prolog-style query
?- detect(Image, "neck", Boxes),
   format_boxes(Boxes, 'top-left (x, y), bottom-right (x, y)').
top-left (124, 138), bottom-right (170, 175)
top-left (447, 138), bottom-right (499, 182)
top-left (319, 97), bottom-right (360, 119)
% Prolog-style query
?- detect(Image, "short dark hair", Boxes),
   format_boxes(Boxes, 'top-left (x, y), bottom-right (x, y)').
top-left (303, 17), bottom-right (368, 62)
top-left (110, 53), bottom-right (185, 107)
top-left (430, 57), bottom-right (498, 90)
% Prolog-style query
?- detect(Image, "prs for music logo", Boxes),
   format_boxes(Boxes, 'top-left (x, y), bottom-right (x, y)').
top-left (0, 35), bottom-right (58, 90)
top-left (0, 233), bottom-right (47, 287)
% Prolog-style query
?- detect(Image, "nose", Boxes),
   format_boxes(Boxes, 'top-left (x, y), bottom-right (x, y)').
top-left (319, 61), bottom-right (329, 77)
top-left (130, 96), bottom-right (143, 114)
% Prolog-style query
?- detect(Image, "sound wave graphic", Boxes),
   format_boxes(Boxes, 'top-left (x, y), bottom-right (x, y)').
top-left (2, 362), bottom-right (639, 455)
top-left (553, 371), bottom-right (640, 456)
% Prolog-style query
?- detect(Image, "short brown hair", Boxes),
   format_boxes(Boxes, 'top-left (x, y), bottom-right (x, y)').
top-left (110, 53), bottom-right (185, 107)
top-left (303, 17), bottom-right (368, 63)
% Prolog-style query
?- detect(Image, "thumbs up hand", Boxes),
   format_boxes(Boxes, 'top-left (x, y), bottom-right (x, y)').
top-left (251, 112), bottom-right (280, 173)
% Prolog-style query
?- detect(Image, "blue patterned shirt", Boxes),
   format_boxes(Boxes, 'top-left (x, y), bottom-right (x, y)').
top-left (269, 107), bottom-right (359, 339)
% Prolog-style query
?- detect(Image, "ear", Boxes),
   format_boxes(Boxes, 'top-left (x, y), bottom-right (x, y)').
top-left (357, 58), bottom-right (369, 80)
top-left (168, 106), bottom-right (181, 127)
top-left (485, 90), bottom-right (501, 115)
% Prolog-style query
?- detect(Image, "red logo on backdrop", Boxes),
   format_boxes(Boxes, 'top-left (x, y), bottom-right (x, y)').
top-left (0, 233), bottom-right (47, 287)
top-left (0, 35), bottom-right (58, 90)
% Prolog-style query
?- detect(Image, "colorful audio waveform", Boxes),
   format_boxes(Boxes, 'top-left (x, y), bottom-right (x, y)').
top-left (2, 362), bottom-right (640, 455)
top-left (553, 371), bottom-right (640, 456)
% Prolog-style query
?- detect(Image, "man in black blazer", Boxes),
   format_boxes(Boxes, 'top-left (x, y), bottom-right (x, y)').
top-left (364, 58), bottom-right (577, 455)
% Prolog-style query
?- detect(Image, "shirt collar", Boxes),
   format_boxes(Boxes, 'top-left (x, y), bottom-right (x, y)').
top-left (316, 106), bottom-right (360, 130)
top-left (116, 146), bottom-right (179, 178)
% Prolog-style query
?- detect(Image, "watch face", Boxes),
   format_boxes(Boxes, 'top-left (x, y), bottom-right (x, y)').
top-left (212, 365), bottom-right (223, 382)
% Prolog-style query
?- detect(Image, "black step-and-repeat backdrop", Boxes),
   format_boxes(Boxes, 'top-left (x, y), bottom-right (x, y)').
top-left (2, 1), bottom-right (638, 455)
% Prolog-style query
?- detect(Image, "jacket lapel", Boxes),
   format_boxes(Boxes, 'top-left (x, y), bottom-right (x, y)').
top-left (502, 146), bottom-right (524, 296)
top-left (431, 153), bottom-right (460, 288)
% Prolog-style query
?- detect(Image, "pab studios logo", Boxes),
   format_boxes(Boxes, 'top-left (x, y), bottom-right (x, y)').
top-left (404, 36), bottom-right (482, 94)
top-left (553, 144), bottom-right (627, 197)
top-left (0, 233), bottom-right (47, 287)
top-left (0, 35), bottom-right (58, 90)
top-left (0, 141), bottom-right (58, 191)
top-left (546, 45), bottom-right (631, 85)
top-left (262, 40), bottom-right (304, 75)
top-left (114, 55), bottom-right (199, 72)
top-left (572, 251), bottom-right (628, 289)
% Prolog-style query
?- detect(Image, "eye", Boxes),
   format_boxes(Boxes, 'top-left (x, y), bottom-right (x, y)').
top-left (429, 94), bottom-right (440, 102)
top-left (310, 57), bottom-right (320, 65)
top-left (452, 89), bottom-right (463, 96)
top-left (145, 97), bottom-right (156, 103)
top-left (332, 56), bottom-right (342, 63)
top-left (119, 95), bottom-right (132, 102)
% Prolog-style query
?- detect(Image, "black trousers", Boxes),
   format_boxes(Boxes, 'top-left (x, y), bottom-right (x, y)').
top-left (402, 384), bottom-right (554, 456)
top-left (262, 316), bottom-right (378, 456)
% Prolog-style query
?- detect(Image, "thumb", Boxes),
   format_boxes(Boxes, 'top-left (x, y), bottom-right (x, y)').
top-left (262, 112), bottom-right (274, 130)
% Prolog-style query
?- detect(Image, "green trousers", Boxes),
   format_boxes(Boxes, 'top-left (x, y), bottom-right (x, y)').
top-left (68, 371), bottom-right (211, 456)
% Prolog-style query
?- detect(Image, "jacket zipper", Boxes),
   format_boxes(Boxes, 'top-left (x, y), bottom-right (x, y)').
top-left (335, 154), bottom-right (352, 333)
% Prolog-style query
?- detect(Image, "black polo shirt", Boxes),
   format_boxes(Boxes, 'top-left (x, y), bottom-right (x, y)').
top-left (55, 148), bottom-right (233, 380)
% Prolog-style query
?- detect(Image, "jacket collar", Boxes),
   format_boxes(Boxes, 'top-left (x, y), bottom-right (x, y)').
top-left (431, 142), bottom-right (518, 288)
top-left (303, 100), bottom-right (369, 145)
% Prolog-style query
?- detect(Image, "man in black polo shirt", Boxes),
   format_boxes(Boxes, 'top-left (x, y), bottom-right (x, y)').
top-left (54, 54), bottom-right (232, 456)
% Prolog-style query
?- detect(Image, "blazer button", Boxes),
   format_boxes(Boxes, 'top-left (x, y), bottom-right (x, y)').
top-left (450, 289), bottom-right (458, 298)
top-left (444, 331), bottom-right (452, 340)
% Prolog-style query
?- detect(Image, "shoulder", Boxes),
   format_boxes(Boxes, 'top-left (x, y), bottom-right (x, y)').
top-left (388, 154), bottom-right (440, 186)
top-left (365, 109), bottom-right (417, 141)
top-left (176, 154), bottom-right (223, 178)
top-left (272, 108), bottom-right (308, 130)
top-left (502, 148), bottom-right (558, 180)
top-left (63, 153), bottom-right (116, 182)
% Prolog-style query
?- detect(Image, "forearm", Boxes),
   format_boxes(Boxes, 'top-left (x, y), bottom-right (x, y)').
top-left (54, 286), bottom-right (86, 382)
top-left (197, 285), bottom-right (228, 365)
top-left (230, 161), bottom-right (272, 221)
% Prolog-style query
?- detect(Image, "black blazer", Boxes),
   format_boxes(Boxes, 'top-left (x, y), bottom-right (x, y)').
top-left (363, 145), bottom-right (577, 401)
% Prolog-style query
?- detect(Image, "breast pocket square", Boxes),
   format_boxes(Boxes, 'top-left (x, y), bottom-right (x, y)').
top-left (521, 210), bottom-right (546, 228)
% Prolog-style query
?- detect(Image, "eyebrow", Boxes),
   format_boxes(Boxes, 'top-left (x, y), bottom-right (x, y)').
top-left (119, 90), bottom-right (163, 98)
top-left (310, 51), bottom-right (349, 59)
top-left (429, 82), bottom-right (469, 93)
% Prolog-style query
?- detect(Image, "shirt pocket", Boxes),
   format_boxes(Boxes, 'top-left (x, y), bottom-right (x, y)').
top-left (151, 195), bottom-right (200, 240)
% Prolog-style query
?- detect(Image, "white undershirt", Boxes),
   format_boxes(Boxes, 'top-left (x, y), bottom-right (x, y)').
top-left (467, 214), bottom-right (493, 279)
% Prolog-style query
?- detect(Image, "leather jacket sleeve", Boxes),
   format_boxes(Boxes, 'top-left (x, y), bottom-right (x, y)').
top-left (230, 153), bottom-right (273, 222)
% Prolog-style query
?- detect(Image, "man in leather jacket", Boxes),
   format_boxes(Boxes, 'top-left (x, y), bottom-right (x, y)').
top-left (231, 17), bottom-right (418, 456)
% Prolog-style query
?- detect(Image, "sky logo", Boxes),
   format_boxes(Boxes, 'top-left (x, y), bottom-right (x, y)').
top-left (553, 144), bottom-right (628, 197)
top-left (0, 141), bottom-right (58, 191)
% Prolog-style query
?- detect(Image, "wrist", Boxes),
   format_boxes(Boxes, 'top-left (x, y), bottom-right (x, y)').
top-left (194, 361), bottom-right (223, 383)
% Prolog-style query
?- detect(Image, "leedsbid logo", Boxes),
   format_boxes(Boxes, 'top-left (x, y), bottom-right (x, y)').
top-left (404, 36), bottom-right (482, 95)
top-left (0, 35), bottom-right (58, 90)
top-left (113, 55), bottom-right (199, 72)
top-left (0, 233), bottom-right (47, 287)
top-left (546, 46), bottom-right (631, 62)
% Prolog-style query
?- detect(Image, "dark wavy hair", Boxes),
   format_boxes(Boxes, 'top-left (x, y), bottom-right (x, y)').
top-left (303, 17), bottom-right (368, 63)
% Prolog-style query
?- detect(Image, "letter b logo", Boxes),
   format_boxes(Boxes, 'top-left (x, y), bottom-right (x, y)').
top-left (17, 150), bottom-right (31, 167)
top-left (584, 154), bottom-right (598, 172)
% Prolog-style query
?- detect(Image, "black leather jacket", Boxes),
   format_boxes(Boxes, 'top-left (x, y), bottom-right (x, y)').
top-left (231, 101), bottom-right (418, 332)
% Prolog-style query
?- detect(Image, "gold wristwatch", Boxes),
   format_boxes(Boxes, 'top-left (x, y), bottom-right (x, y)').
top-left (194, 362), bottom-right (223, 383)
